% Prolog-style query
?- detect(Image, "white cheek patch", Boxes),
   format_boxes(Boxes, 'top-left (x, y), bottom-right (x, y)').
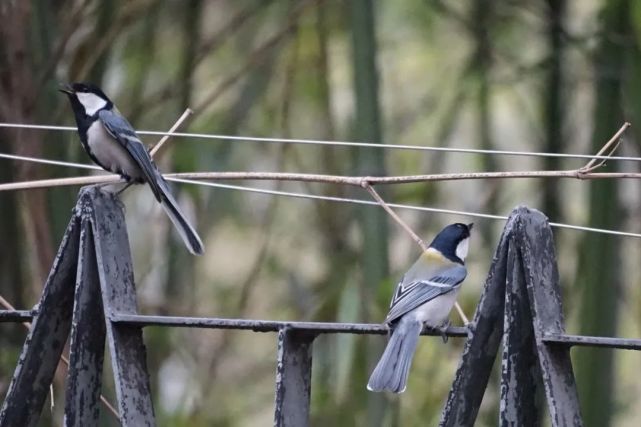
top-left (76, 92), bottom-right (107, 116)
top-left (456, 237), bottom-right (469, 261)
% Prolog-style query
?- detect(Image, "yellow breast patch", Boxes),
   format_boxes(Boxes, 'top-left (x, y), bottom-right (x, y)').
top-left (422, 247), bottom-right (449, 265)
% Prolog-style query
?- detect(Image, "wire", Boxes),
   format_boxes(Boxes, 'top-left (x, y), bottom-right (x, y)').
top-left (1, 150), bottom-right (639, 239)
top-left (1, 122), bottom-right (640, 162)
top-left (0, 153), bottom-right (101, 170)
top-left (166, 178), bottom-right (641, 239)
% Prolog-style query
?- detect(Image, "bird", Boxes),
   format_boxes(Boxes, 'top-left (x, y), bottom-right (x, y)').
top-left (367, 223), bottom-right (473, 393)
top-left (59, 82), bottom-right (204, 255)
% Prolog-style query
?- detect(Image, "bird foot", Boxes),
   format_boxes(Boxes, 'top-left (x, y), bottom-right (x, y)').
top-left (116, 181), bottom-right (134, 196)
top-left (439, 320), bottom-right (451, 344)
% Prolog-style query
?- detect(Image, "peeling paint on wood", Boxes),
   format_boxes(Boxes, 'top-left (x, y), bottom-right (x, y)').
top-left (81, 187), bottom-right (156, 426)
top-left (274, 328), bottom-right (314, 427)
top-left (500, 242), bottom-right (539, 426)
top-left (0, 186), bottom-right (157, 427)
top-left (441, 206), bottom-right (583, 426)
top-left (64, 220), bottom-right (106, 426)
top-left (517, 208), bottom-right (583, 426)
top-left (0, 212), bottom-right (81, 427)
top-left (439, 210), bottom-right (516, 426)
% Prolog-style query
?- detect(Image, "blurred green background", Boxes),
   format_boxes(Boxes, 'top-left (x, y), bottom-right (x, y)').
top-left (1, 0), bottom-right (641, 425)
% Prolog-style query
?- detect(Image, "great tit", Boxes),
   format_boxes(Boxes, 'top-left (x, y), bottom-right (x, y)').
top-left (367, 222), bottom-right (473, 393)
top-left (60, 82), bottom-right (204, 255)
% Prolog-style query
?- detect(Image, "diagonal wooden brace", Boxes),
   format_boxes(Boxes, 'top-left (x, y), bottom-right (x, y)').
top-left (499, 237), bottom-right (540, 425)
top-left (64, 220), bottom-right (106, 425)
top-left (516, 208), bottom-right (582, 426)
top-left (439, 210), bottom-right (516, 426)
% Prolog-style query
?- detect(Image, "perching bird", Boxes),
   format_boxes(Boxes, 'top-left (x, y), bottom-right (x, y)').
top-left (367, 223), bottom-right (472, 393)
top-left (60, 82), bottom-right (204, 255)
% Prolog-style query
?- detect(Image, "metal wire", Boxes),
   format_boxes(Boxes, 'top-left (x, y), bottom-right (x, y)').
top-left (166, 178), bottom-right (641, 238)
top-left (0, 153), bottom-right (101, 170)
top-left (1, 122), bottom-right (640, 162)
top-left (1, 150), bottom-right (640, 239)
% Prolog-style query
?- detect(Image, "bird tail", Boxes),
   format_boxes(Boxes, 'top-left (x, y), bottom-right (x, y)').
top-left (367, 318), bottom-right (423, 393)
top-left (155, 175), bottom-right (204, 255)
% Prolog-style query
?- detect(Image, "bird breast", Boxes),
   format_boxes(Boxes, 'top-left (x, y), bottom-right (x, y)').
top-left (87, 121), bottom-right (143, 181)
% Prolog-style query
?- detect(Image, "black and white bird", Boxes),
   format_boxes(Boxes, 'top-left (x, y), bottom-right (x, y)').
top-left (60, 82), bottom-right (204, 255)
top-left (367, 223), bottom-right (472, 393)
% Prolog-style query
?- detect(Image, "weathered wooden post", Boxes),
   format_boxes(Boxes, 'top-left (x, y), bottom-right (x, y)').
top-left (440, 206), bottom-right (582, 426)
top-left (86, 188), bottom-right (155, 426)
top-left (439, 209), bottom-right (513, 426)
top-left (273, 329), bottom-right (315, 427)
top-left (0, 214), bottom-right (80, 426)
top-left (0, 187), bottom-right (156, 427)
top-left (64, 221), bottom-right (106, 425)
top-left (516, 207), bottom-right (582, 426)
top-left (499, 243), bottom-right (539, 425)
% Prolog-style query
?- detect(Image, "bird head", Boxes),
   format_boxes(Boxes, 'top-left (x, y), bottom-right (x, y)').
top-left (59, 82), bottom-right (112, 117)
top-left (429, 223), bottom-right (474, 263)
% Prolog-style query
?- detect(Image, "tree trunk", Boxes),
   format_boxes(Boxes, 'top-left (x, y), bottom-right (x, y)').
top-left (349, 1), bottom-right (390, 425)
top-left (575, 1), bottom-right (629, 425)
top-left (472, 0), bottom-right (497, 248)
top-left (0, 1), bottom-right (55, 298)
top-left (542, 0), bottom-right (566, 222)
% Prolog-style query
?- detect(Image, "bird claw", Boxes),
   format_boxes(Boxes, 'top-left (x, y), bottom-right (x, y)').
top-left (439, 320), bottom-right (451, 344)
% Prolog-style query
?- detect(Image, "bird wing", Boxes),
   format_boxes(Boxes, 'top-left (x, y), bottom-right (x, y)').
top-left (98, 109), bottom-right (163, 200)
top-left (384, 264), bottom-right (467, 324)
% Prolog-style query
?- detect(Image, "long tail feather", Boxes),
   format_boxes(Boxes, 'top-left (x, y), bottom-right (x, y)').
top-left (367, 318), bottom-right (423, 393)
top-left (155, 175), bottom-right (204, 255)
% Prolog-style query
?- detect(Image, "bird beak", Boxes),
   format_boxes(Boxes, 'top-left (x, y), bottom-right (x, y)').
top-left (468, 223), bottom-right (474, 230)
top-left (58, 83), bottom-right (74, 95)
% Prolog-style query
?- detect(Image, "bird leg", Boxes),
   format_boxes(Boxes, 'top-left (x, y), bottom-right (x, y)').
top-left (116, 181), bottom-right (134, 196)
